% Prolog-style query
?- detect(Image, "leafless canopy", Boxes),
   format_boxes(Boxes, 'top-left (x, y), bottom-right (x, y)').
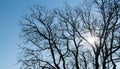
top-left (19, 0), bottom-right (120, 69)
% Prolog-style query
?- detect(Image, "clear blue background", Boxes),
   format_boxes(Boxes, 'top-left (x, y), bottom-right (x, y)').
top-left (0, 0), bottom-right (80, 69)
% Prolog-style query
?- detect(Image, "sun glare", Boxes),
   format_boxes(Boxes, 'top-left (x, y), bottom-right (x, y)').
top-left (84, 33), bottom-right (98, 46)
top-left (87, 36), bottom-right (95, 45)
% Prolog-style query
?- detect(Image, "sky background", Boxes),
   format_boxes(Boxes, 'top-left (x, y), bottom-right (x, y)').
top-left (0, 0), bottom-right (80, 69)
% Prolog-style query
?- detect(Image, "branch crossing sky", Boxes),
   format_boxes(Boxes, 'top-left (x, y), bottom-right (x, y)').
top-left (0, 0), bottom-right (80, 69)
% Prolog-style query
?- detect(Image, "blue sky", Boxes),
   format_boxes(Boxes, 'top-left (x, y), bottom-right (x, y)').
top-left (0, 0), bottom-right (80, 69)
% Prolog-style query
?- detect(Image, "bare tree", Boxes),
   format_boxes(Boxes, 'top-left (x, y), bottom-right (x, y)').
top-left (92, 0), bottom-right (120, 69)
top-left (18, 0), bottom-right (120, 69)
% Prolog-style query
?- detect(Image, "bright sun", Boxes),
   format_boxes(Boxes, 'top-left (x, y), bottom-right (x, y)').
top-left (84, 33), bottom-right (98, 46)
top-left (87, 36), bottom-right (95, 45)
top-left (82, 32), bottom-right (98, 47)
